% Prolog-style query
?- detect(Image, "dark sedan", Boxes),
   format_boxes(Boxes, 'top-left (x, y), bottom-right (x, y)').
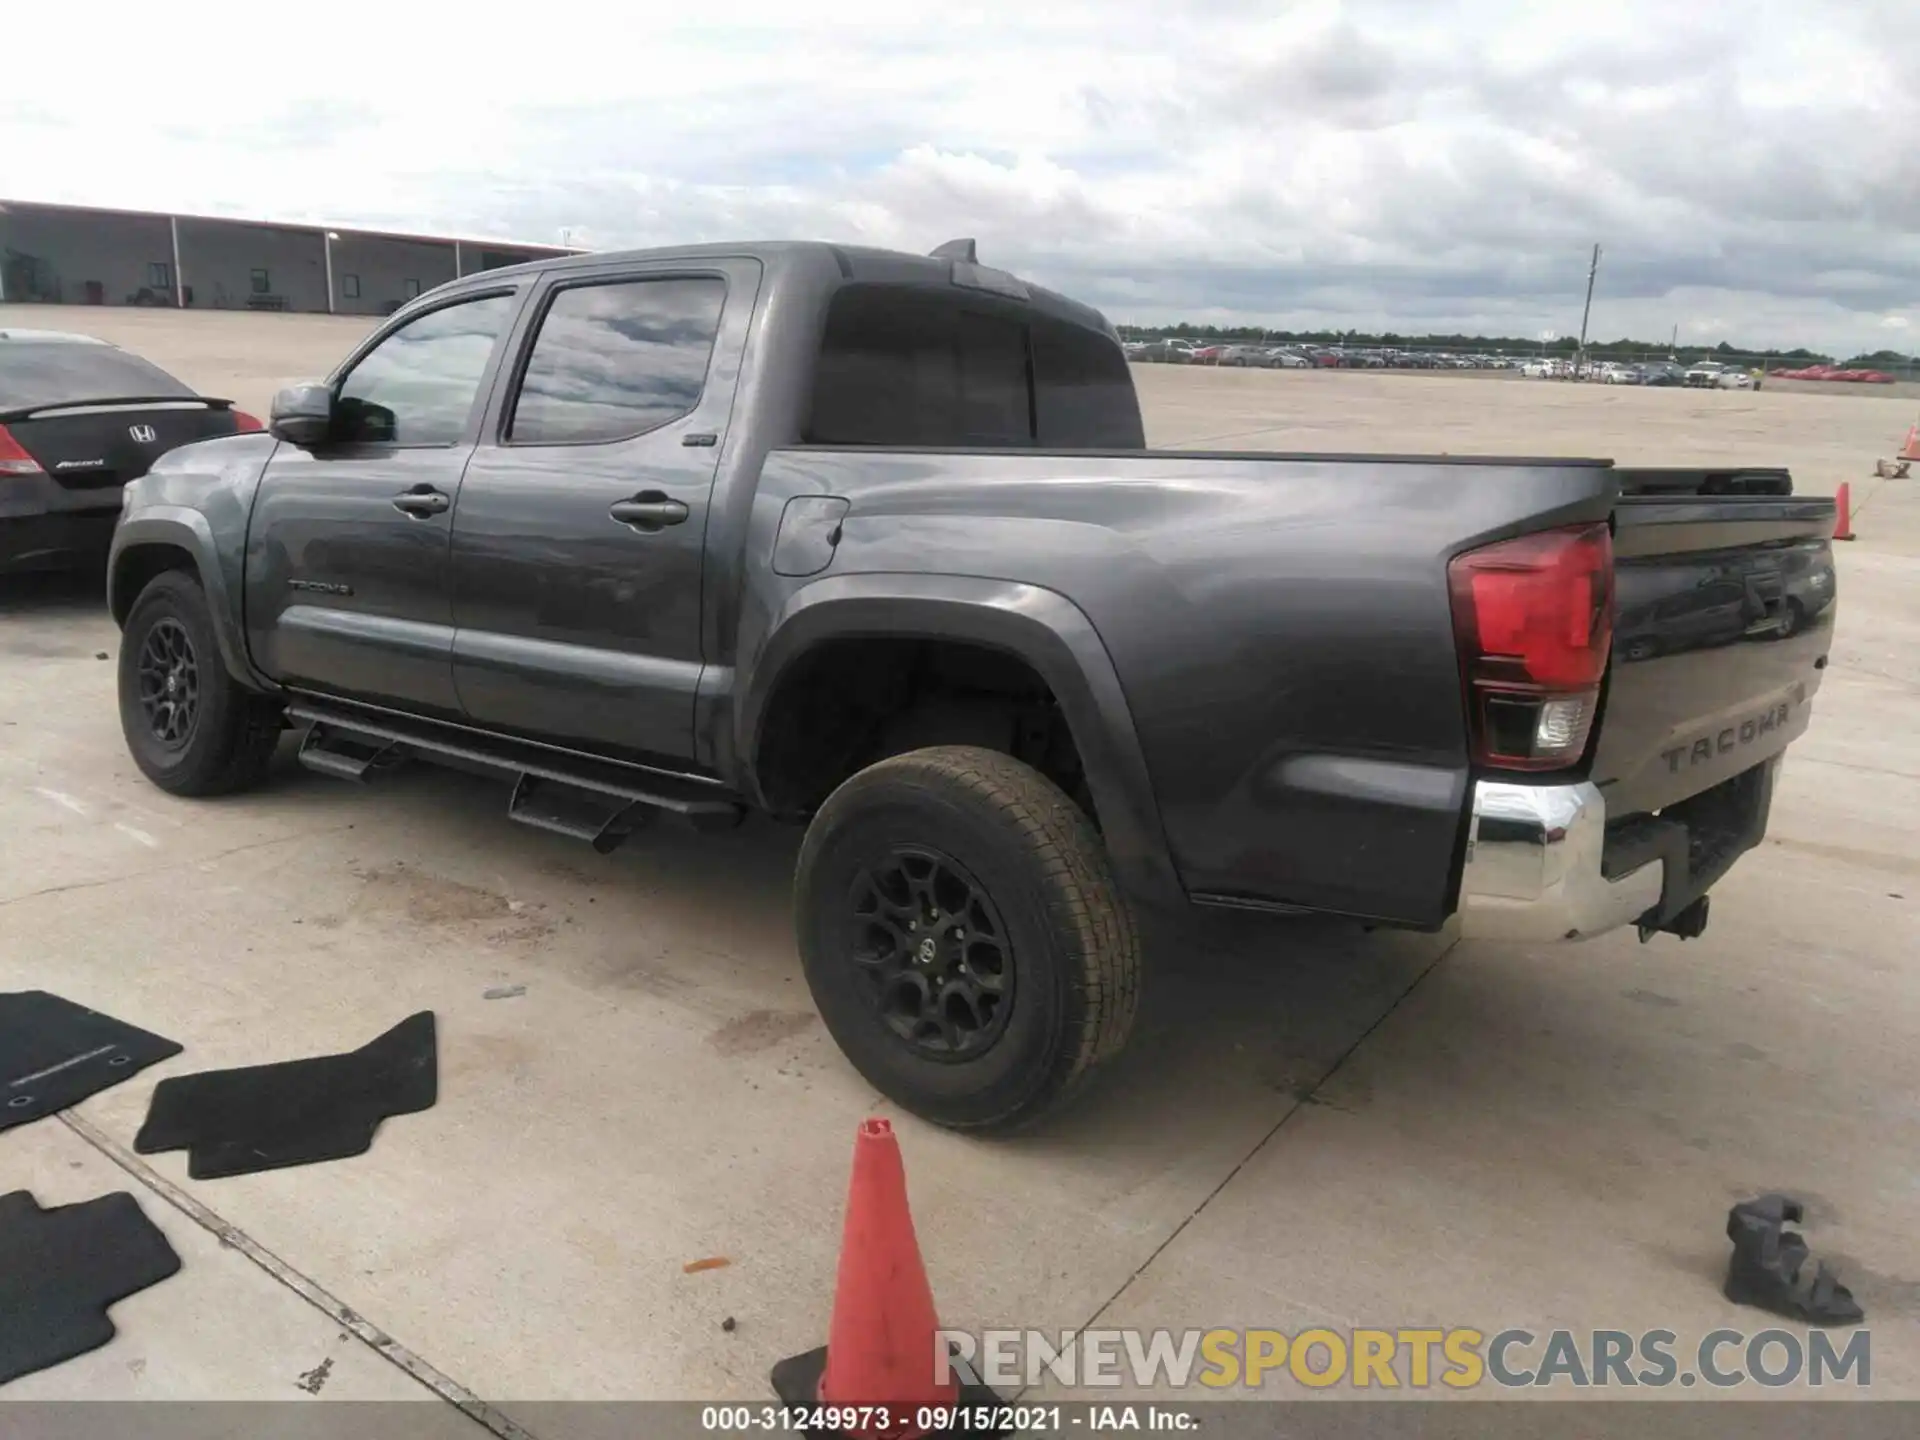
top-left (1, 330), bottom-right (260, 574)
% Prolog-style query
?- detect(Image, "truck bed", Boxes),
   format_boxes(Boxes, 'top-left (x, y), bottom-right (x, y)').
top-left (754, 446), bottom-right (1836, 930)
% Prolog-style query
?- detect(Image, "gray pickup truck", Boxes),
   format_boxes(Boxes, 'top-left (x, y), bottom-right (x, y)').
top-left (108, 238), bottom-right (1838, 1131)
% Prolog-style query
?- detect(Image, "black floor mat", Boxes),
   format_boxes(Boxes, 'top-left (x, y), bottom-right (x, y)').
top-left (0, 1190), bottom-right (182, 1386)
top-left (1, 991), bottom-right (183, 1133)
top-left (132, 1012), bottom-right (437, 1179)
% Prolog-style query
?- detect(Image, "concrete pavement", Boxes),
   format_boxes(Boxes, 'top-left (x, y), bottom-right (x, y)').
top-left (1, 337), bottom-right (1914, 1425)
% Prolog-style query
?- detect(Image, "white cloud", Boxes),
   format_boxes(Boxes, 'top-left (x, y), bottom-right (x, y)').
top-left (3, 0), bottom-right (1915, 352)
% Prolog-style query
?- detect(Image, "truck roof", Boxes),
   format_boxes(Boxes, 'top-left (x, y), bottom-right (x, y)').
top-left (444, 239), bottom-right (1118, 337)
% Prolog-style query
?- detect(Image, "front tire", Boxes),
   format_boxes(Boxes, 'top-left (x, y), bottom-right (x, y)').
top-left (118, 570), bottom-right (283, 796)
top-left (795, 746), bottom-right (1141, 1133)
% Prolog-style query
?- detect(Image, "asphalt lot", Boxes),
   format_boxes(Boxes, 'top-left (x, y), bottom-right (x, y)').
top-left (2, 306), bottom-right (1917, 1422)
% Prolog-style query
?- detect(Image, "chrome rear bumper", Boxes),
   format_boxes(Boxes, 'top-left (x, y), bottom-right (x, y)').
top-left (1456, 780), bottom-right (1663, 942)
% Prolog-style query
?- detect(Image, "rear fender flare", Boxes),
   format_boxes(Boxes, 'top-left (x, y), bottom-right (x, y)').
top-left (737, 572), bottom-right (1185, 911)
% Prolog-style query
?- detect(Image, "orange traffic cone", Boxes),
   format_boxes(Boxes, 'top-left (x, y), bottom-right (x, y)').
top-left (1833, 482), bottom-right (1856, 542)
top-left (772, 1119), bottom-right (1008, 1438)
top-left (1900, 423), bottom-right (1920, 464)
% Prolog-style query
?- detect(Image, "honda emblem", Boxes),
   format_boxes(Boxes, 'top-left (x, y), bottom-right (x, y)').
top-left (129, 424), bottom-right (158, 443)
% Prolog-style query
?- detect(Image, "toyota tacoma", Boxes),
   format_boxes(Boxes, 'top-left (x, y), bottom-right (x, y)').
top-left (107, 239), bottom-right (1839, 1131)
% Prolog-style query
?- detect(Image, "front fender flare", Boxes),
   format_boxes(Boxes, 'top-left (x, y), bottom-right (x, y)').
top-left (109, 509), bottom-right (269, 691)
top-left (736, 572), bottom-right (1185, 911)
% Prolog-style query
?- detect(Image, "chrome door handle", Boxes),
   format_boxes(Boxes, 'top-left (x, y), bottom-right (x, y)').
top-left (391, 488), bottom-right (450, 518)
top-left (609, 493), bottom-right (690, 532)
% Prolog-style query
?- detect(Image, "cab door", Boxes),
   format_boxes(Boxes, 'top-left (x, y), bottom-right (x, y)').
top-left (447, 258), bottom-right (758, 765)
top-left (244, 288), bottom-right (521, 717)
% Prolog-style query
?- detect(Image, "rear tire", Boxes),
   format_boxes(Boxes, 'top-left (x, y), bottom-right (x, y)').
top-left (118, 570), bottom-right (283, 796)
top-left (794, 746), bottom-right (1140, 1133)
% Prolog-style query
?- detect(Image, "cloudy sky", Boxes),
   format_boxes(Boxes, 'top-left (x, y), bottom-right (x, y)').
top-left (5, 0), bottom-right (1915, 352)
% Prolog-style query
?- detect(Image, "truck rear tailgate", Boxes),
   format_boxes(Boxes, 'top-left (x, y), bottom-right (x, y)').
top-left (1591, 468), bottom-right (1836, 921)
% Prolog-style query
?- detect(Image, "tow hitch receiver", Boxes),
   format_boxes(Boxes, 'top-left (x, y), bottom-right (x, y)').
top-left (1640, 894), bottom-right (1711, 943)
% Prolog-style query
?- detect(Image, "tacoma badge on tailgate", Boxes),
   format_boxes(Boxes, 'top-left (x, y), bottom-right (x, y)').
top-left (1661, 682), bottom-right (1808, 774)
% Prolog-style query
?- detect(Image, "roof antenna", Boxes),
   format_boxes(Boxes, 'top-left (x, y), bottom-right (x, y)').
top-left (929, 238), bottom-right (978, 263)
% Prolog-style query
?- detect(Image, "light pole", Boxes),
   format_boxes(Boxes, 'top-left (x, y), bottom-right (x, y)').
top-left (1575, 243), bottom-right (1601, 377)
top-left (323, 231), bottom-right (340, 314)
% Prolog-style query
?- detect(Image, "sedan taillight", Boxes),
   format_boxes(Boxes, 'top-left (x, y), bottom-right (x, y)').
top-left (0, 424), bottom-right (41, 476)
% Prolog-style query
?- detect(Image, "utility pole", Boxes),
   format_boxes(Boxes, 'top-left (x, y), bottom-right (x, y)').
top-left (1575, 243), bottom-right (1601, 377)
top-left (1669, 323), bottom-right (1677, 358)
top-left (170, 215), bottom-right (185, 309)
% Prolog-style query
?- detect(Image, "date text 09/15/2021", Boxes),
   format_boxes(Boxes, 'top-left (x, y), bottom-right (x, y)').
top-left (700, 1404), bottom-right (1196, 1432)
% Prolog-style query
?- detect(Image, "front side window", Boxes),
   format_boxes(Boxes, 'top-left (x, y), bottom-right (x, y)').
top-left (508, 276), bottom-right (726, 444)
top-left (334, 293), bottom-right (516, 445)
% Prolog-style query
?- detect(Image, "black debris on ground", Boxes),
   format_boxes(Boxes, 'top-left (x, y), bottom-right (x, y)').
top-left (0, 992), bottom-right (183, 1134)
top-left (133, 1012), bottom-right (437, 1180)
top-left (0, 1190), bottom-right (182, 1386)
top-left (1724, 1193), bottom-right (1865, 1325)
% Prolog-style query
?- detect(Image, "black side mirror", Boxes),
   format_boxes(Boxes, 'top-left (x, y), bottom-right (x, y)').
top-left (269, 383), bottom-right (334, 447)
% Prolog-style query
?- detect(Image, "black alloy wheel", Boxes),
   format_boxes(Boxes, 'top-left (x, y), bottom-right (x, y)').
top-left (135, 617), bottom-right (200, 748)
top-left (848, 845), bottom-right (1014, 1061)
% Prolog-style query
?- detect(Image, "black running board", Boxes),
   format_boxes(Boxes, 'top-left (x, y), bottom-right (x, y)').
top-left (286, 699), bottom-right (745, 850)
top-left (509, 773), bottom-right (657, 854)
top-left (296, 722), bottom-right (407, 782)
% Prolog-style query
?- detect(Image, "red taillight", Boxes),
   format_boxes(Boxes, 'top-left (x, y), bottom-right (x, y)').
top-left (0, 424), bottom-right (41, 475)
top-left (232, 410), bottom-right (265, 432)
top-left (1448, 522), bottom-right (1614, 772)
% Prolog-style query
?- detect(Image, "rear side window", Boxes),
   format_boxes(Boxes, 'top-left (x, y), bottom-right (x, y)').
top-left (509, 276), bottom-right (727, 444)
top-left (806, 284), bottom-right (1143, 449)
top-left (1030, 316), bottom-right (1142, 447)
top-left (0, 344), bottom-right (194, 410)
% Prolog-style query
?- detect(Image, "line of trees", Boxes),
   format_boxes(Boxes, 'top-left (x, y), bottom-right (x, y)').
top-left (1837, 348), bottom-right (1919, 370)
top-left (1112, 324), bottom-right (1918, 372)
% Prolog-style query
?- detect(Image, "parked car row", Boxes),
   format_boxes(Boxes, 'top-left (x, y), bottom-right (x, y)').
top-left (1126, 340), bottom-right (1532, 370)
top-left (1533, 358), bottom-right (1759, 389)
top-left (1127, 339), bottom-right (1782, 391)
top-left (1570, 360), bottom-right (1693, 387)
top-left (1126, 339), bottom-right (1309, 367)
